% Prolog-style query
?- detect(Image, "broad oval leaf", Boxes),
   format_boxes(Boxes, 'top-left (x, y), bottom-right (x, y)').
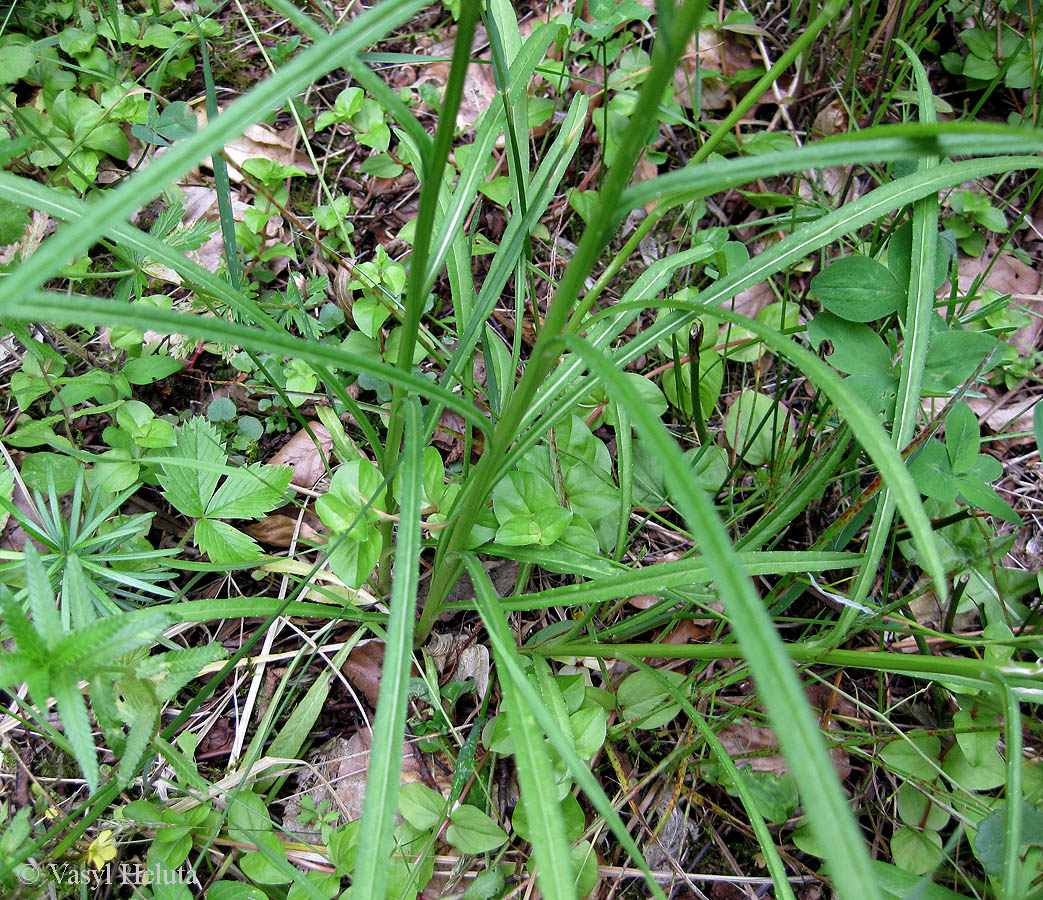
top-left (810, 255), bottom-right (905, 322)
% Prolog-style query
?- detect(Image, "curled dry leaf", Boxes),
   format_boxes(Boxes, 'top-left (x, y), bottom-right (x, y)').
top-left (426, 633), bottom-right (491, 700)
top-left (175, 184), bottom-right (290, 273)
top-left (718, 686), bottom-right (853, 780)
top-left (718, 717), bottom-right (851, 781)
top-left (243, 512), bottom-right (322, 548)
top-left (342, 640), bottom-right (387, 708)
top-left (267, 422), bottom-right (333, 488)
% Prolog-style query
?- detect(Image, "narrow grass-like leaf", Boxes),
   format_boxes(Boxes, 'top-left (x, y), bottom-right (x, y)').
top-left (260, 0), bottom-right (432, 158)
top-left (421, 0), bottom-right (710, 625)
top-left (479, 551), bottom-right (862, 611)
top-left (498, 645), bottom-right (576, 899)
top-left (688, 303), bottom-right (945, 603)
top-left (391, 2), bottom-right (478, 382)
top-left (0, 175), bottom-right (384, 457)
top-left (620, 124), bottom-right (1043, 214)
top-left (529, 157), bottom-right (1043, 440)
top-left (196, 15), bottom-right (241, 290)
top-left (251, 637), bottom-right (359, 791)
top-left (352, 398), bottom-right (423, 900)
top-left (463, 555), bottom-right (667, 900)
top-left (1000, 682), bottom-right (1024, 900)
top-left (9, 291), bottom-right (489, 437)
top-left (557, 333), bottom-right (881, 900)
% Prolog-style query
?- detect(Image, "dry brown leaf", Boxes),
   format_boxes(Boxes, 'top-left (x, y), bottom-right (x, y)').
top-left (267, 422), bottom-right (333, 488)
top-left (965, 394), bottom-right (1038, 440)
top-left (243, 513), bottom-right (322, 548)
top-left (175, 183), bottom-right (291, 273)
top-left (674, 27), bottom-right (754, 111)
top-left (956, 250), bottom-right (1043, 356)
top-left (417, 30), bottom-right (497, 129)
top-left (718, 721), bottom-right (851, 780)
top-left (283, 731), bottom-right (432, 838)
top-left (812, 99), bottom-right (849, 137)
top-left (194, 109), bottom-right (314, 180)
top-left (720, 278), bottom-right (775, 320)
top-left (431, 408), bottom-right (469, 463)
top-left (342, 640), bottom-right (389, 708)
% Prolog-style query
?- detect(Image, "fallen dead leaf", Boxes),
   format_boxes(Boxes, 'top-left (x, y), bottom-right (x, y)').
top-left (342, 640), bottom-right (389, 708)
top-left (674, 27), bottom-right (755, 111)
top-left (720, 278), bottom-right (775, 320)
top-left (267, 422), bottom-right (333, 488)
top-left (342, 640), bottom-right (421, 708)
top-left (956, 250), bottom-right (1042, 356)
top-left (417, 27), bottom-right (497, 130)
top-left (965, 394), bottom-right (1038, 440)
top-left (176, 183), bottom-right (292, 273)
top-left (426, 632), bottom-right (491, 701)
top-left (194, 108), bottom-right (314, 181)
top-left (717, 686), bottom-right (852, 781)
top-left (282, 731), bottom-right (432, 839)
top-left (243, 512), bottom-right (322, 548)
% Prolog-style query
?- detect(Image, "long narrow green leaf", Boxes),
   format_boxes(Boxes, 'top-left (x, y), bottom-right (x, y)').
top-left (260, 0), bottom-right (432, 158)
top-left (620, 123), bottom-right (1043, 213)
top-left (480, 551), bottom-right (862, 611)
top-left (557, 333), bottom-right (881, 900)
top-left (353, 398), bottom-right (423, 900)
top-left (497, 621), bottom-right (575, 899)
top-left (421, 0), bottom-right (711, 627)
top-left (9, 291), bottom-right (491, 437)
top-left (525, 157), bottom-right (1043, 444)
top-left (0, 0), bottom-right (427, 307)
top-left (685, 302), bottom-right (946, 604)
top-left (463, 555), bottom-right (667, 900)
top-left (828, 41), bottom-right (941, 642)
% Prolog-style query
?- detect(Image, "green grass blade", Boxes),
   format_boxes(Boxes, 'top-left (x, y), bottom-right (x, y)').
top-left (0, 0), bottom-right (427, 306)
top-left (433, 94), bottom-right (588, 400)
top-left (620, 123), bottom-right (1043, 214)
top-left (196, 14), bottom-right (241, 291)
top-left (1000, 681), bottom-right (1024, 900)
top-left (462, 555), bottom-right (667, 900)
top-left (421, 23), bottom-right (558, 300)
top-left (352, 398), bottom-right (423, 900)
top-left (420, 0), bottom-right (710, 627)
top-left (512, 157), bottom-right (1042, 480)
top-left (557, 333), bottom-right (882, 900)
top-left (498, 641), bottom-right (576, 899)
top-left (487, 551), bottom-right (862, 611)
top-left (828, 41), bottom-right (941, 642)
top-left (9, 291), bottom-right (491, 438)
top-left (690, 301), bottom-right (947, 604)
top-left (392, 1), bottom-right (479, 381)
